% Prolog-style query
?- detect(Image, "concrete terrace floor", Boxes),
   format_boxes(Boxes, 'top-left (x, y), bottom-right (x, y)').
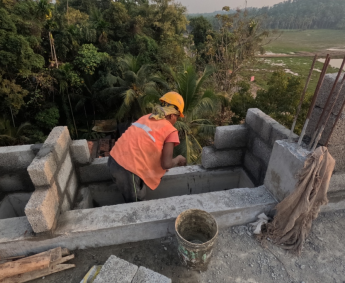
top-left (31, 209), bottom-right (345, 283)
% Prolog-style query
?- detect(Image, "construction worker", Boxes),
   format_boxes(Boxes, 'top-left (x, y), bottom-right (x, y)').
top-left (108, 92), bottom-right (187, 203)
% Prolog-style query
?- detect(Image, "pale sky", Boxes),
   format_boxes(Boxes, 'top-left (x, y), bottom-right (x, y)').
top-left (180, 0), bottom-right (285, 13)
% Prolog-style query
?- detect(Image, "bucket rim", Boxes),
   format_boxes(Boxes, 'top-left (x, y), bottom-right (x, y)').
top-left (175, 208), bottom-right (218, 247)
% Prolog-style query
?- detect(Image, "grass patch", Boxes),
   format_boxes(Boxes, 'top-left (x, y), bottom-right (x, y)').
top-left (265, 29), bottom-right (345, 54)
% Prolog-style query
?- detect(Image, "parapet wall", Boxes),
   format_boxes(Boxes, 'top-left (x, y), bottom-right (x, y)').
top-left (202, 108), bottom-right (299, 186)
top-left (0, 127), bottom-right (91, 233)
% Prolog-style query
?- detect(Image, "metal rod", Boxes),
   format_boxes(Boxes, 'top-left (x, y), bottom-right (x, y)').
top-left (314, 55), bottom-right (345, 131)
top-left (289, 54), bottom-right (318, 142)
top-left (308, 57), bottom-right (345, 149)
top-left (325, 81), bottom-right (345, 146)
top-left (306, 55), bottom-right (330, 119)
top-left (298, 55), bottom-right (330, 146)
top-left (311, 126), bottom-right (324, 152)
top-left (309, 73), bottom-right (345, 150)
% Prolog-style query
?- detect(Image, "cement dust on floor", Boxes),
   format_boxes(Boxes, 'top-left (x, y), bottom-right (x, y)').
top-left (30, 210), bottom-right (345, 283)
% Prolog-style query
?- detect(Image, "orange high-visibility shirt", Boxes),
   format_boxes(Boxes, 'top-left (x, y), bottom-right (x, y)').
top-left (110, 114), bottom-right (178, 190)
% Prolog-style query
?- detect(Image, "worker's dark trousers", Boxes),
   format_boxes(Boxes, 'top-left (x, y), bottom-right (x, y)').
top-left (107, 155), bottom-right (147, 203)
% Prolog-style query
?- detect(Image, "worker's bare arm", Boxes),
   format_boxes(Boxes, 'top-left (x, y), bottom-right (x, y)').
top-left (161, 142), bottom-right (186, 169)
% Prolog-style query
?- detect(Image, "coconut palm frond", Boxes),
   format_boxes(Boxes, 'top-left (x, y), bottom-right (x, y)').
top-left (195, 65), bottom-right (214, 95)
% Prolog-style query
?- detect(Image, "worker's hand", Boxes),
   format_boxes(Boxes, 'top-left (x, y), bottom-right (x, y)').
top-left (176, 155), bottom-right (187, 166)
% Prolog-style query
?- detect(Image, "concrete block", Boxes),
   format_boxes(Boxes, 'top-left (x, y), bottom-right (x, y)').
top-left (252, 138), bottom-right (272, 166)
top-left (327, 112), bottom-right (345, 147)
top-left (61, 172), bottom-right (78, 212)
top-left (214, 125), bottom-right (248, 149)
top-left (43, 126), bottom-right (71, 163)
top-left (60, 195), bottom-right (70, 213)
top-left (149, 166), bottom-right (254, 200)
top-left (93, 255), bottom-right (138, 283)
top-left (57, 153), bottom-right (73, 191)
top-left (0, 196), bottom-right (17, 219)
top-left (329, 172), bottom-right (345, 192)
top-left (70, 140), bottom-right (91, 165)
top-left (0, 145), bottom-right (36, 173)
top-left (244, 151), bottom-right (262, 184)
top-left (25, 183), bottom-right (59, 233)
top-left (264, 140), bottom-right (310, 201)
top-left (0, 173), bottom-right (34, 192)
top-left (27, 152), bottom-right (57, 187)
top-left (201, 146), bottom-right (243, 169)
top-left (270, 123), bottom-right (298, 147)
top-left (132, 266), bottom-right (171, 283)
top-left (328, 144), bottom-right (345, 172)
top-left (74, 187), bottom-right (93, 210)
top-left (245, 108), bottom-right (278, 143)
top-left (88, 182), bottom-right (124, 206)
top-left (7, 193), bottom-right (32, 217)
top-left (79, 157), bottom-right (112, 183)
top-left (0, 145), bottom-right (37, 192)
top-left (315, 73), bottom-right (345, 116)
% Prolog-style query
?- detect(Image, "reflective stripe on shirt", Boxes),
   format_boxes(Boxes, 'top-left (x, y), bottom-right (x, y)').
top-left (132, 122), bottom-right (156, 142)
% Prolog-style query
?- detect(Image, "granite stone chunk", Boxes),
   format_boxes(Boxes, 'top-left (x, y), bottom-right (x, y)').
top-left (132, 266), bottom-right (171, 283)
top-left (93, 255), bottom-right (138, 283)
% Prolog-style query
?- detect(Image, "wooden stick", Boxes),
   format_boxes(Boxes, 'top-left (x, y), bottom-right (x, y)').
top-left (0, 264), bottom-right (75, 283)
top-left (0, 248), bottom-right (62, 280)
top-left (51, 254), bottom-right (75, 266)
top-left (0, 252), bottom-right (52, 280)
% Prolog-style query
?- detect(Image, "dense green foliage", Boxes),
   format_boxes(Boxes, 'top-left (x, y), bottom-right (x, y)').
top-left (249, 0), bottom-right (345, 30)
top-left (0, 0), bottom-right (307, 163)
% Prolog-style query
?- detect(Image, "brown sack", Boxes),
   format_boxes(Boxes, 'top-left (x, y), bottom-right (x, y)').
top-left (263, 146), bottom-right (335, 254)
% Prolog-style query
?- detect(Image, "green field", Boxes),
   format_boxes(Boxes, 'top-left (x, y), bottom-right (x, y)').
top-left (241, 57), bottom-right (339, 93)
top-left (265, 29), bottom-right (345, 54)
top-left (240, 29), bottom-right (344, 95)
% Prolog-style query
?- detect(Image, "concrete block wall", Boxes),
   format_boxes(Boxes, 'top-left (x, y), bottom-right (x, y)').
top-left (0, 145), bottom-right (39, 193)
top-left (25, 127), bottom-right (79, 233)
top-left (306, 73), bottom-right (345, 172)
top-left (244, 108), bottom-right (299, 186)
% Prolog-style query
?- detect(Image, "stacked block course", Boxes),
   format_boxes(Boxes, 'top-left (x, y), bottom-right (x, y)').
top-left (244, 108), bottom-right (299, 185)
top-left (25, 127), bottom-right (86, 233)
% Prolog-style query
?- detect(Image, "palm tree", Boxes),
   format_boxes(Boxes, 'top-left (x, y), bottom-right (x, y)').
top-left (171, 64), bottom-right (227, 164)
top-left (101, 54), bottom-right (168, 122)
top-left (0, 119), bottom-right (31, 146)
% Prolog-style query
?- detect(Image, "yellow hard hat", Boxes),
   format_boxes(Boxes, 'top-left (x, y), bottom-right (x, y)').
top-left (160, 92), bottom-right (185, 118)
